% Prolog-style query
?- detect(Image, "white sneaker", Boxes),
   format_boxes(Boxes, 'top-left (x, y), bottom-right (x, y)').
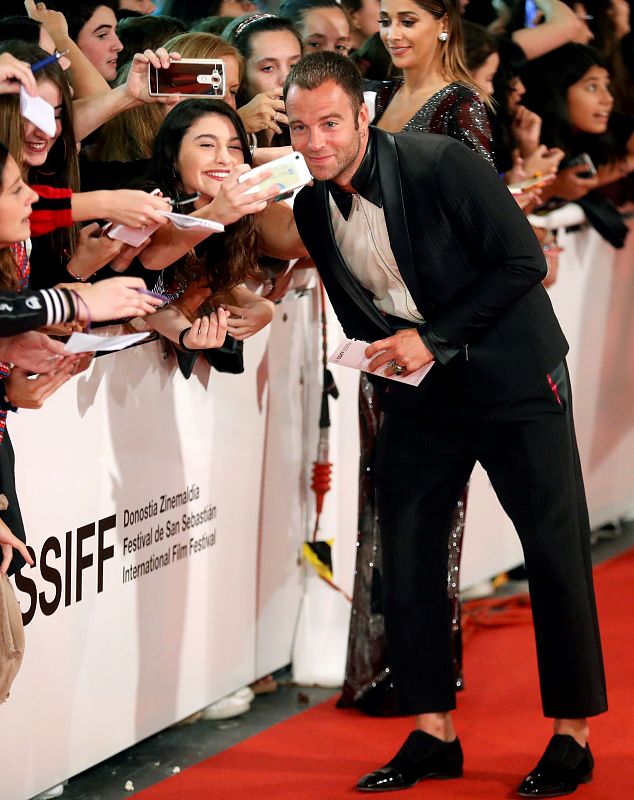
top-left (200, 694), bottom-right (250, 721)
top-left (32, 783), bottom-right (66, 799)
top-left (232, 686), bottom-right (255, 704)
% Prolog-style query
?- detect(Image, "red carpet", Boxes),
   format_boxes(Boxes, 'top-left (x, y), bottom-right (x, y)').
top-left (136, 551), bottom-right (634, 799)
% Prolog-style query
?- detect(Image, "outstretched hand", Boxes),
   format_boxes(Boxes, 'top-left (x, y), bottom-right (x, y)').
top-left (0, 331), bottom-right (69, 373)
top-left (207, 164), bottom-right (273, 225)
top-left (69, 276), bottom-right (164, 321)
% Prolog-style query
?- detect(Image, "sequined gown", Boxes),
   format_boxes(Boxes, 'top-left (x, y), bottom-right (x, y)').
top-left (338, 83), bottom-right (494, 715)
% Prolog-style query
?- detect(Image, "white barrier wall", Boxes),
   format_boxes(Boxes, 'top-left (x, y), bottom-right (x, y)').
top-left (459, 218), bottom-right (634, 588)
top-left (2, 221), bottom-right (633, 797)
top-left (1, 290), bottom-right (327, 800)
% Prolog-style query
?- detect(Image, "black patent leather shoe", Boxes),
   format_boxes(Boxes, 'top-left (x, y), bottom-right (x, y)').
top-left (517, 734), bottom-right (594, 797)
top-left (356, 730), bottom-right (463, 792)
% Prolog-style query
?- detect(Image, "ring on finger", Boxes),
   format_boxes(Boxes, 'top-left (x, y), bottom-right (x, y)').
top-left (387, 358), bottom-right (405, 376)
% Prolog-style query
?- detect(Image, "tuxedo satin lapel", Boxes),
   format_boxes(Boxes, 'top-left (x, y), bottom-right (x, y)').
top-left (316, 182), bottom-right (394, 336)
top-left (375, 131), bottom-right (423, 308)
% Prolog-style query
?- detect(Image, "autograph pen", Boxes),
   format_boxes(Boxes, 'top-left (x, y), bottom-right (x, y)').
top-left (31, 50), bottom-right (70, 74)
top-left (149, 188), bottom-right (200, 207)
top-left (170, 193), bottom-right (200, 206)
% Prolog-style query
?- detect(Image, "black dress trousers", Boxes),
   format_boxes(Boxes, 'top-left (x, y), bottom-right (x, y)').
top-left (374, 365), bottom-right (608, 719)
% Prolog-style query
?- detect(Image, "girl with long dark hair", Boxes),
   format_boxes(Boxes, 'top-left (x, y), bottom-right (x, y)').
top-left (135, 98), bottom-right (305, 348)
top-left (523, 43), bottom-right (634, 205)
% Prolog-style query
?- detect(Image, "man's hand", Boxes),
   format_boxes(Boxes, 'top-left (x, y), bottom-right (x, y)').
top-left (0, 518), bottom-right (34, 576)
top-left (365, 329), bottom-right (434, 376)
top-left (0, 331), bottom-right (72, 373)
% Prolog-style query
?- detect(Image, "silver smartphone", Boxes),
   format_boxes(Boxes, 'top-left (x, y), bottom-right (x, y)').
top-left (148, 58), bottom-right (226, 99)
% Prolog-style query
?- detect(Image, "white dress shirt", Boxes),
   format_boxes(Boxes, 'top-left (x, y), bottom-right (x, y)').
top-left (329, 193), bottom-right (423, 324)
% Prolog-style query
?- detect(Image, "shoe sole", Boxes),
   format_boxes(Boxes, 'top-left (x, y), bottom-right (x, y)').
top-left (357, 771), bottom-right (463, 792)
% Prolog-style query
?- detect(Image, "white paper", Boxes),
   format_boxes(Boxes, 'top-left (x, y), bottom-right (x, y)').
top-left (328, 337), bottom-right (434, 386)
top-left (19, 86), bottom-right (56, 138)
top-left (159, 211), bottom-right (224, 232)
top-left (107, 222), bottom-right (159, 247)
top-left (64, 331), bottom-right (150, 354)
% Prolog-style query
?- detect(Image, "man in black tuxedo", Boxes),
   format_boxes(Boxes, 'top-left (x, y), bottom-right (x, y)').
top-left (284, 52), bottom-right (607, 797)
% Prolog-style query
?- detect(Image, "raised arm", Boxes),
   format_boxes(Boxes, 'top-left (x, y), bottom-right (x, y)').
top-left (257, 201), bottom-right (307, 260)
top-left (139, 165), bottom-right (273, 271)
top-left (71, 48), bottom-right (180, 141)
top-left (512, 0), bottom-right (583, 60)
top-left (25, 0), bottom-right (110, 98)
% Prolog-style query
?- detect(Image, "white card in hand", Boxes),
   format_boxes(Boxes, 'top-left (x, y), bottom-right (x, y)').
top-left (328, 337), bottom-right (434, 386)
top-left (64, 331), bottom-right (150, 354)
top-left (19, 86), bottom-right (56, 138)
top-left (159, 211), bottom-right (224, 232)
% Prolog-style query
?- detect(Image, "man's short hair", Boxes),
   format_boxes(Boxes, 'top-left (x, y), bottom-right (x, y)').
top-left (284, 51), bottom-right (364, 119)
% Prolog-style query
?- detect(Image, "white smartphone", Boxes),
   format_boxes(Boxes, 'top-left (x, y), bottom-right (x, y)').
top-left (238, 151), bottom-right (312, 198)
top-left (147, 59), bottom-right (226, 99)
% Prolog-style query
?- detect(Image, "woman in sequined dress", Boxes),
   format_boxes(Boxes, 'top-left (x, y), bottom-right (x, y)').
top-left (338, 0), bottom-right (494, 715)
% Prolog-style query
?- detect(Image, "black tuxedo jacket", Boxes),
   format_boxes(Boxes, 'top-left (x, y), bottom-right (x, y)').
top-left (294, 128), bottom-right (569, 408)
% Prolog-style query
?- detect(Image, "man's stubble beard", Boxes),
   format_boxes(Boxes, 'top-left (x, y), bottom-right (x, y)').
top-left (323, 128), bottom-right (364, 184)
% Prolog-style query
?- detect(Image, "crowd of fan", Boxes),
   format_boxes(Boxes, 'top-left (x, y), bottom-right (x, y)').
top-left (0, 0), bottom-right (631, 578)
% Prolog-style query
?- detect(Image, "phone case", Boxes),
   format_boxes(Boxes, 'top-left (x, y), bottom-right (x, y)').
top-left (238, 152), bottom-right (312, 197)
top-left (148, 59), bottom-right (226, 98)
top-left (564, 153), bottom-right (597, 177)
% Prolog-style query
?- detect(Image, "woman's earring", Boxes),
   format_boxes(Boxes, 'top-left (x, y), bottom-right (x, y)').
top-left (438, 29), bottom-right (449, 42)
